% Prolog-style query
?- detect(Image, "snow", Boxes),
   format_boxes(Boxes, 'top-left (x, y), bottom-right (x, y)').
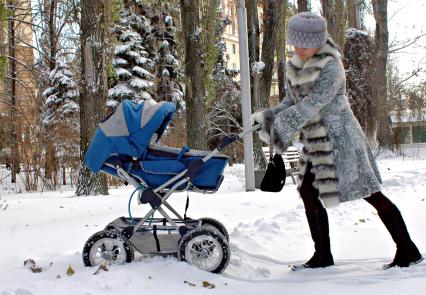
top-left (115, 67), bottom-right (132, 79)
top-left (129, 77), bottom-right (154, 90)
top-left (162, 68), bottom-right (170, 77)
top-left (112, 58), bottom-right (128, 66)
top-left (165, 15), bottom-right (173, 25)
top-left (115, 43), bottom-right (132, 55)
top-left (1, 156), bottom-right (425, 294)
top-left (132, 66), bottom-right (155, 79)
top-left (252, 61), bottom-right (265, 75)
top-left (108, 84), bottom-right (133, 98)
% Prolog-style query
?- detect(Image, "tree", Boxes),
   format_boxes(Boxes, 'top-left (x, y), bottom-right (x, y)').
top-left (150, 8), bottom-right (184, 108)
top-left (372, 0), bottom-right (391, 147)
top-left (320, 0), bottom-right (346, 46)
top-left (108, 6), bottom-right (155, 110)
top-left (276, 1), bottom-right (292, 102)
top-left (76, 0), bottom-right (112, 196)
top-left (208, 17), bottom-right (242, 164)
top-left (297, 0), bottom-right (309, 12)
top-left (246, 1), bottom-right (285, 169)
top-left (180, 0), bottom-right (220, 150)
top-left (42, 61), bottom-right (80, 186)
top-left (258, 0), bottom-right (283, 106)
top-left (7, 0), bottom-right (19, 183)
top-left (343, 29), bottom-right (375, 137)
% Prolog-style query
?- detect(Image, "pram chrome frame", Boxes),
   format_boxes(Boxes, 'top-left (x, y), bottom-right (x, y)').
top-left (100, 124), bottom-right (261, 254)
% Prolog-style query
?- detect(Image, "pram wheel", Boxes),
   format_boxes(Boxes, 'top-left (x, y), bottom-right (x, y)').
top-left (198, 217), bottom-right (230, 241)
top-left (82, 229), bottom-right (134, 267)
top-left (178, 227), bottom-right (230, 273)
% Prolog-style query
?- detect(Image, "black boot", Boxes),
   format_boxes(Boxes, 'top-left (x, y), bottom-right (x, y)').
top-left (378, 206), bottom-right (423, 269)
top-left (292, 209), bottom-right (334, 271)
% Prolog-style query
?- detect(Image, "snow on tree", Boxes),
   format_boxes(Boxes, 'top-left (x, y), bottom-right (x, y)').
top-left (208, 16), bottom-right (242, 163)
top-left (42, 61), bottom-right (80, 180)
top-left (150, 10), bottom-right (184, 109)
top-left (108, 8), bottom-right (156, 110)
top-left (343, 28), bottom-right (375, 137)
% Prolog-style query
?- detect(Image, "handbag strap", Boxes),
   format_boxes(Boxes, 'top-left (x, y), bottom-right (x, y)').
top-left (269, 125), bottom-right (274, 161)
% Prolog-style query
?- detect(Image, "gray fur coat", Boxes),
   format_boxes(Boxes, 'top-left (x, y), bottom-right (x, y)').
top-left (265, 39), bottom-right (382, 207)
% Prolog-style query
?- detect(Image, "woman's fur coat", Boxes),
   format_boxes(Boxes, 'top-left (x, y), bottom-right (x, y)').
top-left (265, 39), bottom-right (382, 207)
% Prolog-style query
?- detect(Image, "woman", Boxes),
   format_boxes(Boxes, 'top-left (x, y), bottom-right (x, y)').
top-left (252, 12), bottom-right (423, 271)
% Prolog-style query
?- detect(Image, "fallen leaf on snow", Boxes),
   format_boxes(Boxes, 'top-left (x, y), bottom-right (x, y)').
top-left (67, 265), bottom-right (75, 276)
top-left (202, 281), bottom-right (215, 289)
top-left (31, 266), bottom-right (42, 273)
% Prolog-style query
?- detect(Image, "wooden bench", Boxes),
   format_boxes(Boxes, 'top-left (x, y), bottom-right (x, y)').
top-left (262, 146), bottom-right (301, 184)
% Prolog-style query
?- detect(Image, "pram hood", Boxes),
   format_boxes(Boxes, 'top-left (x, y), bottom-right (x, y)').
top-left (85, 99), bottom-right (176, 172)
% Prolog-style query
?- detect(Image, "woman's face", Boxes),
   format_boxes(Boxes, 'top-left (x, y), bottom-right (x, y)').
top-left (293, 47), bottom-right (320, 61)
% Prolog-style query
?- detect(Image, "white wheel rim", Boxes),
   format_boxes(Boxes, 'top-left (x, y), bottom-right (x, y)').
top-left (89, 238), bottom-right (127, 266)
top-left (185, 234), bottom-right (223, 272)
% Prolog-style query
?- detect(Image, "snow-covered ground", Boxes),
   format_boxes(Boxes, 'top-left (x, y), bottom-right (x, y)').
top-left (1, 155), bottom-right (425, 295)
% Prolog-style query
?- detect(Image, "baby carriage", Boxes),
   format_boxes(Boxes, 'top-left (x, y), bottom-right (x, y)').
top-left (82, 99), bottom-right (258, 273)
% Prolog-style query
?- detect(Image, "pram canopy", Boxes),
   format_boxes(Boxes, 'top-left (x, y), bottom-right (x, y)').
top-left (85, 100), bottom-right (176, 172)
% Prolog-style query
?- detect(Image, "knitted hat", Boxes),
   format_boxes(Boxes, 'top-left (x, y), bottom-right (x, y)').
top-left (287, 12), bottom-right (328, 48)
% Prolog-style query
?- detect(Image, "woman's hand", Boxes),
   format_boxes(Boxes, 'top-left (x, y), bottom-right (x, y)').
top-left (250, 109), bottom-right (275, 144)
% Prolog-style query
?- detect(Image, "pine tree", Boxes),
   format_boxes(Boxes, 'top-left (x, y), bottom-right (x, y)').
top-left (42, 61), bottom-right (80, 182)
top-left (150, 9), bottom-right (184, 108)
top-left (108, 8), bottom-right (156, 110)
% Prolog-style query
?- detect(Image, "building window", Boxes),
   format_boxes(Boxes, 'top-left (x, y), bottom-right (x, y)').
top-left (232, 44), bottom-right (236, 54)
top-left (231, 6), bottom-right (236, 35)
top-left (412, 125), bottom-right (426, 143)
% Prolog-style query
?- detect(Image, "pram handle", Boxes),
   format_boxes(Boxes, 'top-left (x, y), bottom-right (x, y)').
top-left (184, 124), bottom-right (262, 181)
top-left (217, 124), bottom-right (262, 151)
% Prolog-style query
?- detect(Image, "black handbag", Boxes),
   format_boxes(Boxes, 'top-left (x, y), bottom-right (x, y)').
top-left (260, 128), bottom-right (286, 192)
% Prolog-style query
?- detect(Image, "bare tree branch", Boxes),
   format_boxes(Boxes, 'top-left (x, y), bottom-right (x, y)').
top-left (389, 34), bottom-right (426, 54)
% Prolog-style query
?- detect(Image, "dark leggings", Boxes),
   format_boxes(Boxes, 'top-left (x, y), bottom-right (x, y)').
top-left (300, 162), bottom-right (395, 212)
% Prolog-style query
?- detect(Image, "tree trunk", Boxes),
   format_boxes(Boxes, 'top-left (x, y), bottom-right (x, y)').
top-left (297, 0), bottom-right (309, 12)
top-left (372, 0), bottom-right (391, 148)
top-left (246, 1), bottom-right (283, 169)
top-left (43, 0), bottom-right (59, 187)
top-left (347, 0), bottom-right (356, 28)
top-left (245, 1), bottom-right (264, 169)
top-left (48, 0), bottom-right (57, 70)
top-left (276, 1), bottom-right (287, 102)
top-left (180, 0), bottom-right (207, 150)
top-left (76, 0), bottom-right (111, 196)
top-left (320, 0), bottom-right (346, 46)
top-left (246, 0), bottom-right (260, 109)
top-left (258, 0), bottom-right (282, 105)
top-left (7, 0), bottom-right (18, 184)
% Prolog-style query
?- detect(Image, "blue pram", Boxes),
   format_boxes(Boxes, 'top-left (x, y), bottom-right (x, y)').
top-left (82, 100), bottom-right (259, 273)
